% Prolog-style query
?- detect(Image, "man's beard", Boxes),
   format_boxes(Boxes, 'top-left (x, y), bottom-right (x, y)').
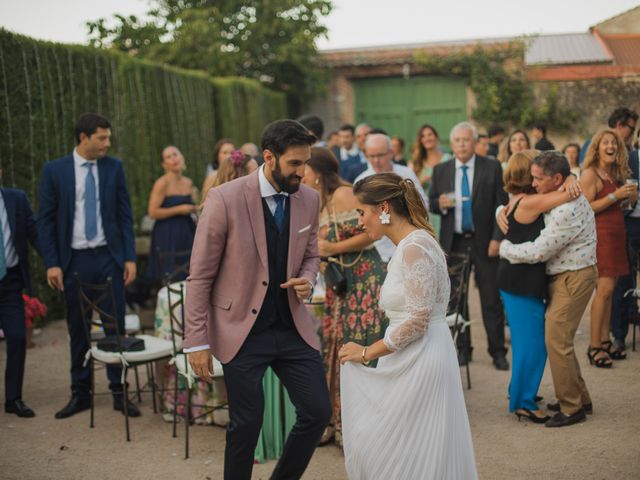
top-left (273, 160), bottom-right (302, 194)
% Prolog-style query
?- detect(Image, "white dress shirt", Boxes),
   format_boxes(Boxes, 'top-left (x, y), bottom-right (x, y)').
top-left (0, 191), bottom-right (18, 268)
top-left (339, 145), bottom-right (365, 163)
top-left (453, 156), bottom-right (476, 234)
top-left (499, 195), bottom-right (597, 275)
top-left (354, 163), bottom-right (428, 262)
top-left (184, 165), bottom-right (287, 354)
top-left (71, 149), bottom-right (107, 249)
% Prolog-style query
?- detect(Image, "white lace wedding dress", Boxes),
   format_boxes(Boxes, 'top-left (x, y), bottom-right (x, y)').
top-left (341, 229), bottom-right (477, 479)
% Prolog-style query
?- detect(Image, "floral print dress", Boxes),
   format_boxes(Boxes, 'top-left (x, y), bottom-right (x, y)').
top-left (321, 210), bottom-right (388, 446)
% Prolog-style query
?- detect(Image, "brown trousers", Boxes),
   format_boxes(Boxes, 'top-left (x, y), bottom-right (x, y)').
top-left (545, 265), bottom-right (597, 415)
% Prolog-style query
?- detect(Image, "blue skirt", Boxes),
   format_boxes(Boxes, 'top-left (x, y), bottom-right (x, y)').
top-left (500, 290), bottom-right (547, 412)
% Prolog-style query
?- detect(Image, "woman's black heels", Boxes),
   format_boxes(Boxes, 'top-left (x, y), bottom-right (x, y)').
top-left (515, 408), bottom-right (550, 424)
top-left (587, 346), bottom-right (613, 368)
top-left (601, 340), bottom-right (627, 360)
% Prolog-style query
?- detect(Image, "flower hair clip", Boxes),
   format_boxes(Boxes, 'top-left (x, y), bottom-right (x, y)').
top-left (230, 150), bottom-right (245, 167)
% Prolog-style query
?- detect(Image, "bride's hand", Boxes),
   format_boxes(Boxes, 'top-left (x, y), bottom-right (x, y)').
top-left (339, 342), bottom-right (365, 365)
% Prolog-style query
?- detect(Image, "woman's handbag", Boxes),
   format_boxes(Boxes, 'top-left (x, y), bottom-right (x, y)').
top-left (97, 336), bottom-right (145, 353)
top-left (323, 203), bottom-right (364, 298)
top-left (324, 260), bottom-right (348, 296)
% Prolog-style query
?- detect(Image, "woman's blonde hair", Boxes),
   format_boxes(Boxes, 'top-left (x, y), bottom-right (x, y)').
top-left (503, 149), bottom-right (540, 194)
top-left (353, 173), bottom-right (437, 239)
top-left (583, 129), bottom-right (630, 184)
top-left (212, 151), bottom-right (254, 188)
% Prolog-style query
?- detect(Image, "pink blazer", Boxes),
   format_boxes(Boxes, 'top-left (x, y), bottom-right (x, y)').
top-left (184, 169), bottom-right (321, 363)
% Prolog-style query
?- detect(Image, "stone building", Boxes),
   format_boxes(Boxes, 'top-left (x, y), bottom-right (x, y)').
top-left (308, 6), bottom-right (640, 150)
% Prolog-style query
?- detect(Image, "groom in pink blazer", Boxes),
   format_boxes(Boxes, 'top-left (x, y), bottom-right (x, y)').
top-left (185, 119), bottom-right (331, 480)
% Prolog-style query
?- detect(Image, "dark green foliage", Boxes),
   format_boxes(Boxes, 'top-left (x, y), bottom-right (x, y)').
top-left (0, 29), bottom-right (286, 316)
top-left (86, 0), bottom-right (333, 113)
top-left (414, 42), bottom-right (576, 131)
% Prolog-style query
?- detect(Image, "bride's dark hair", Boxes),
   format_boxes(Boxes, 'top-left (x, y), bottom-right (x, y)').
top-left (353, 173), bottom-right (437, 239)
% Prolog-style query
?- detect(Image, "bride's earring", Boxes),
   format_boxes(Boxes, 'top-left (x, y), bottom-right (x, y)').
top-left (379, 210), bottom-right (391, 225)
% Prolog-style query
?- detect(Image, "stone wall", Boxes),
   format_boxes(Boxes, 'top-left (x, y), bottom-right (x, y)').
top-left (594, 6), bottom-right (640, 35)
top-left (531, 76), bottom-right (640, 147)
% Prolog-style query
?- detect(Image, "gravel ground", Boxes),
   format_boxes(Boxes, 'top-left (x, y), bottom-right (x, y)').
top-left (1, 282), bottom-right (639, 480)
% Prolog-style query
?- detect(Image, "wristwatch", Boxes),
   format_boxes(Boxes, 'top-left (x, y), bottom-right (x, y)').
top-left (607, 193), bottom-right (618, 203)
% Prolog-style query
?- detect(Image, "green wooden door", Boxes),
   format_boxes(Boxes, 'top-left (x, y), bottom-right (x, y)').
top-left (354, 76), bottom-right (467, 156)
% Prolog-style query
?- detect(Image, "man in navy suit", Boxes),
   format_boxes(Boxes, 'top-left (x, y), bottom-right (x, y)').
top-left (38, 113), bottom-right (139, 419)
top-left (611, 141), bottom-right (640, 354)
top-left (0, 170), bottom-right (41, 417)
top-left (429, 122), bottom-right (509, 370)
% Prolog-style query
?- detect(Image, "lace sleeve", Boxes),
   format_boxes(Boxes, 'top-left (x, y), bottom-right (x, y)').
top-left (384, 243), bottom-right (436, 351)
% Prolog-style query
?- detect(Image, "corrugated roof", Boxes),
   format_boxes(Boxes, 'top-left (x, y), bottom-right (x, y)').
top-left (525, 33), bottom-right (612, 65)
top-left (601, 35), bottom-right (640, 65)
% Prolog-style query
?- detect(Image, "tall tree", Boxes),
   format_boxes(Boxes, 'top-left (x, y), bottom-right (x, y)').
top-left (87, 0), bottom-right (332, 111)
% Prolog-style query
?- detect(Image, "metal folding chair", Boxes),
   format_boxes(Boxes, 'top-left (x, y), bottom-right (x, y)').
top-left (446, 251), bottom-right (473, 390)
top-left (74, 274), bottom-right (173, 441)
top-left (163, 277), bottom-right (225, 458)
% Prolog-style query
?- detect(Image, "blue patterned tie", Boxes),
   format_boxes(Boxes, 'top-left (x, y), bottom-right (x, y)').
top-left (461, 165), bottom-right (474, 232)
top-left (273, 194), bottom-right (286, 231)
top-left (0, 220), bottom-right (6, 280)
top-left (84, 162), bottom-right (98, 240)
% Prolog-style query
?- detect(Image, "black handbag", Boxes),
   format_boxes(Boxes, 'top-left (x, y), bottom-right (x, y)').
top-left (323, 203), bottom-right (363, 298)
top-left (324, 260), bottom-right (347, 296)
top-left (97, 336), bottom-right (145, 353)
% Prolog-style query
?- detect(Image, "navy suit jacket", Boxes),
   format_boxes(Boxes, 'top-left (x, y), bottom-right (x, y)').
top-left (1, 188), bottom-right (40, 293)
top-left (37, 154), bottom-right (136, 273)
top-left (629, 148), bottom-right (639, 181)
top-left (429, 155), bottom-right (508, 255)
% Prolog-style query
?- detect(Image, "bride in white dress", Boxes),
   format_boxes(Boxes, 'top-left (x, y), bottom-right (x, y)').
top-left (339, 173), bottom-right (477, 480)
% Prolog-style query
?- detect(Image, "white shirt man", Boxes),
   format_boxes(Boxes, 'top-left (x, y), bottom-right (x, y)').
top-left (354, 134), bottom-right (427, 262)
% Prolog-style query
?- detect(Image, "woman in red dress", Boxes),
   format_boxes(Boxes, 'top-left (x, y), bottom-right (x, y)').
top-left (581, 130), bottom-right (638, 367)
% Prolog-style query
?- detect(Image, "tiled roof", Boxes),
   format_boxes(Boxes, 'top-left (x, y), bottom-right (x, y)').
top-left (320, 33), bottom-right (617, 68)
top-left (601, 35), bottom-right (640, 66)
top-left (525, 33), bottom-right (612, 65)
top-left (320, 37), bottom-right (512, 68)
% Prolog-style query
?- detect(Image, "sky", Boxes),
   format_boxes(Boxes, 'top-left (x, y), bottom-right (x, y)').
top-left (0, 0), bottom-right (638, 50)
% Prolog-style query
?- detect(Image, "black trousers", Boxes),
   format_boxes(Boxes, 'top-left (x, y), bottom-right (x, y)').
top-left (63, 247), bottom-right (126, 396)
top-left (222, 324), bottom-right (331, 480)
top-left (0, 266), bottom-right (27, 403)
top-left (452, 234), bottom-right (506, 357)
top-left (611, 217), bottom-right (640, 343)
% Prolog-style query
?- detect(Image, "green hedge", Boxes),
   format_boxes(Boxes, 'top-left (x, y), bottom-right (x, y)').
top-left (0, 29), bottom-right (287, 315)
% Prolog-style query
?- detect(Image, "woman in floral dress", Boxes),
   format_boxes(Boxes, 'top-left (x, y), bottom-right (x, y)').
top-left (302, 147), bottom-right (387, 446)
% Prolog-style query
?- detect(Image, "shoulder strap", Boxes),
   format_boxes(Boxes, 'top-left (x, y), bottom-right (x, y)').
top-left (328, 200), bottom-right (364, 268)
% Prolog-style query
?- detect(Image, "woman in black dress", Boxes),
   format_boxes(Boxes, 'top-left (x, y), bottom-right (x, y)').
top-left (146, 146), bottom-right (198, 282)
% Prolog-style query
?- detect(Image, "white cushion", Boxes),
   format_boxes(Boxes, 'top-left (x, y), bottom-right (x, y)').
top-left (90, 334), bottom-right (173, 364)
top-left (174, 353), bottom-right (224, 379)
